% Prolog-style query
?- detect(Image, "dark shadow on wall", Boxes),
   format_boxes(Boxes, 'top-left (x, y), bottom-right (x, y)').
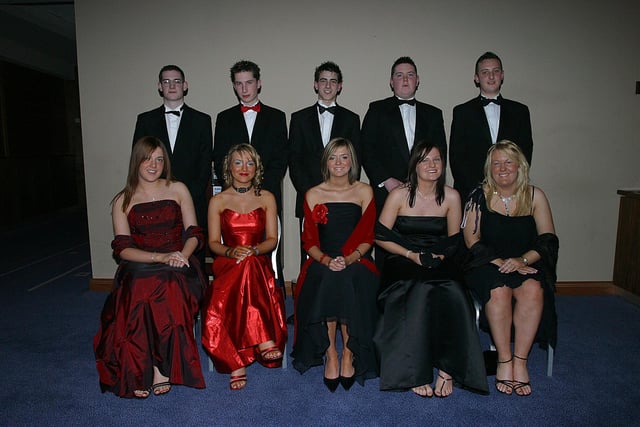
top-left (0, 60), bottom-right (85, 229)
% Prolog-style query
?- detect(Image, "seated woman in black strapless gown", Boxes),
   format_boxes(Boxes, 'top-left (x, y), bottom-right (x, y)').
top-left (374, 140), bottom-right (488, 398)
top-left (94, 136), bottom-right (207, 399)
top-left (292, 138), bottom-right (379, 392)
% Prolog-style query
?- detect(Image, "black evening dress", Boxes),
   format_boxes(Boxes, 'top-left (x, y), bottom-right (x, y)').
top-left (292, 201), bottom-right (379, 384)
top-left (374, 216), bottom-right (489, 394)
top-left (94, 200), bottom-right (207, 398)
top-left (464, 190), bottom-right (558, 348)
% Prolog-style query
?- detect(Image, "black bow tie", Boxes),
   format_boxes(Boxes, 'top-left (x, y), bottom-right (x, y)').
top-left (318, 105), bottom-right (336, 114)
top-left (480, 96), bottom-right (501, 106)
top-left (397, 98), bottom-right (416, 106)
top-left (165, 110), bottom-right (181, 117)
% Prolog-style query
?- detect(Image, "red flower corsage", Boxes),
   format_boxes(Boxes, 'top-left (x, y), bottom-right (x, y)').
top-left (311, 203), bottom-right (328, 224)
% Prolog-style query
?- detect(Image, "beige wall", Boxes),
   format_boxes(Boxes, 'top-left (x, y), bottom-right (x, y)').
top-left (76, 0), bottom-right (640, 281)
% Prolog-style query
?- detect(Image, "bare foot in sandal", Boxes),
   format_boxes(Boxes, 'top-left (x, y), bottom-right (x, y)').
top-left (152, 366), bottom-right (171, 395)
top-left (229, 367), bottom-right (247, 390)
top-left (434, 371), bottom-right (453, 397)
top-left (512, 354), bottom-right (531, 396)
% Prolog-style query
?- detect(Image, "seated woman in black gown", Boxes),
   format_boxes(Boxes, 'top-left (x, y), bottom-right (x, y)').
top-left (94, 136), bottom-right (207, 398)
top-left (201, 144), bottom-right (287, 391)
top-left (292, 137), bottom-right (379, 391)
top-left (463, 141), bottom-right (558, 396)
top-left (374, 140), bottom-right (488, 398)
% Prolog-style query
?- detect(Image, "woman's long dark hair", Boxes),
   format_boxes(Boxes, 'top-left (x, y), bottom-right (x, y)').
top-left (406, 140), bottom-right (446, 207)
top-left (113, 136), bottom-right (172, 211)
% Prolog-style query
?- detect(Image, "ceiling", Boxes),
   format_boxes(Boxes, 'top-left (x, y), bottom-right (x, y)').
top-left (0, 1), bottom-right (77, 79)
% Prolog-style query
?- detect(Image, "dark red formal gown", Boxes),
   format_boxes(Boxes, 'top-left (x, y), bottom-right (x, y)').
top-left (94, 200), bottom-right (207, 398)
top-left (201, 208), bottom-right (287, 373)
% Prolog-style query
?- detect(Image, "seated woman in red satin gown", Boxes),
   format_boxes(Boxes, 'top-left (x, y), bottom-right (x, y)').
top-left (94, 136), bottom-right (207, 399)
top-left (201, 143), bottom-right (287, 391)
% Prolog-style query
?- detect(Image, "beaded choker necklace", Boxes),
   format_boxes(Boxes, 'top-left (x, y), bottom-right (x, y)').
top-left (233, 184), bottom-right (253, 194)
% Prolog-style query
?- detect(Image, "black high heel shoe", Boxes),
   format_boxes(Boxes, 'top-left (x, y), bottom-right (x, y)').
top-left (323, 376), bottom-right (340, 392)
top-left (339, 375), bottom-right (355, 391)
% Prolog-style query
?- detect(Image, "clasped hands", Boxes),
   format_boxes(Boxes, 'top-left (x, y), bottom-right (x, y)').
top-left (326, 256), bottom-right (347, 271)
top-left (229, 245), bottom-right (258, 264)
top-left (158, 251), bottom-right (190, 268)
top-left (493, 257), bottom-right (538, 275)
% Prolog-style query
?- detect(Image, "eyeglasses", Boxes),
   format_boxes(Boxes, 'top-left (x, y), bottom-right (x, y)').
top-left (160, 78), bottom-right (183, 86)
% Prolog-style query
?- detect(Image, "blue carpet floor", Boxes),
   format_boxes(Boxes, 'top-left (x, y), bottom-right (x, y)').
top-left (1, 209), bottom-right (639, 426)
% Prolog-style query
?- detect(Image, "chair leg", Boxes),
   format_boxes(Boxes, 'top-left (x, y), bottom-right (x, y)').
top-left (281, 342), bottom-right (288, 369)
top-left (546, 345), bottom-right (554, 377)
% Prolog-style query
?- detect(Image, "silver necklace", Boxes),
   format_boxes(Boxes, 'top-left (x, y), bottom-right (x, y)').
top-left (495, 192), bottom-right (513, 216)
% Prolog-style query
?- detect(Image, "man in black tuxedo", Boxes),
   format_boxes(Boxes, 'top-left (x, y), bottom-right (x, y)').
top-left (450, 51), bottom-right (533, 202)
top-left (289, 61), bottom-right (360, 261)
top-left (212, 60), bottom-right (288, 213)
top-left (213, 60), bottom-right (288, 284)
top-left (133, 64), bottom-right (213, 230)
top-left (360, 56), bottom-right (447, 215)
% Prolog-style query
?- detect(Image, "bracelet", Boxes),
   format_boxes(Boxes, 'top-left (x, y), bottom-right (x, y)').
top-left (225, 247), bottom-right (232, 257)
top-left (405, 250), bottom-right (411, 258)
top-left (252, 246), bottom-right (259, 255)
top-left (319, 254), bottom-right (328, 265)
top-left (354, 248), bottom-right (363, 260)
top-left (522, 257), bottom-right (529, 266)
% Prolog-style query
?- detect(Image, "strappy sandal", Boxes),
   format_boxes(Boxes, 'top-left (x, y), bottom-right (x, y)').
top-left (259, 345), bottom-right (283, 362)
top-left (151, 381), bottom-right (171, 396)
top-left (229, 374), bottom-right (247, 390)
top-left (512, 354), bottom-right (532, 396)
top-left (495, 357), bottom-right (514, 395)
top-left (434, 373), bottom-right (453, 398)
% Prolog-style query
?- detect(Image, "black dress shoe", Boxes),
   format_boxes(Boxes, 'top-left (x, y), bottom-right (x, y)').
top-left (323, 376), bottom-right (340, 392)
top-left (339, 375), bottom-right (355, 391)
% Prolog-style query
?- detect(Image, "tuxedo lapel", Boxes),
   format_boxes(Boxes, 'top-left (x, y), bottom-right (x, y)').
top-left (473, 98), bottom-right (493, 143)
top-left (152, 107), bottom-right (172, 154)
top-left (496, 100), bottom-right (511, 141)
top-left (173, 106), bottom-right (192, 156)
top-left (389, 101), bottom-right (410, 163)
top-left (306, 107), bottom-right (324, 147)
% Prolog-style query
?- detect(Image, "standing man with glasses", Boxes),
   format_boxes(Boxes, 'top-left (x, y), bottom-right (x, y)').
top-left (289, 61), bottom-right (361, 269)
top-left (213, 60), bottom-right (288, 285)
top-left (360, 56), bottom-right (447, 216)
top-left (450, 51), bottom-right (533, 202)
top-left (133, 64), bottom-right (213, 236)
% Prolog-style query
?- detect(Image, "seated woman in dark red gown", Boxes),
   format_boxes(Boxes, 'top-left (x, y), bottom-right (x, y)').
top-left (292, 138), bottom-right (379, 392)
top-left (201, 144), bottom-right (287, 391)
top-left (94, 136), bottom-right (207, 398)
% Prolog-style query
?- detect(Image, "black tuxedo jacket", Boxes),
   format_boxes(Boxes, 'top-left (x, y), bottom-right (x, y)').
top-left (360, 96), bottom-right (447, 213)
top-left (212, 102), bottom-right (288, 212)
top-left (288, 104), bottom-right (361, 218)
top-left (132, 104), bottom-right (213, 228)
top-left (450, 96), bottom-right (533, 200)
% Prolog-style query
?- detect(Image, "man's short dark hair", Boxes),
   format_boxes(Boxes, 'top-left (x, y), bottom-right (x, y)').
top-left (391, 56), bottom-right (417, 77)
top-left (158, 65), bottom-right (185, 82)
top-left (230, 60), bottom-right (261, 83)
top-left (475, 52), bottom-right (503, 74)
top-left (314, 61), bottom-right (343, 83)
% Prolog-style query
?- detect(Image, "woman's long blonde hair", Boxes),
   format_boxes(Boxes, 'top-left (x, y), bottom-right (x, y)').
top-left (483, 140), bottom-right (532, 216)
